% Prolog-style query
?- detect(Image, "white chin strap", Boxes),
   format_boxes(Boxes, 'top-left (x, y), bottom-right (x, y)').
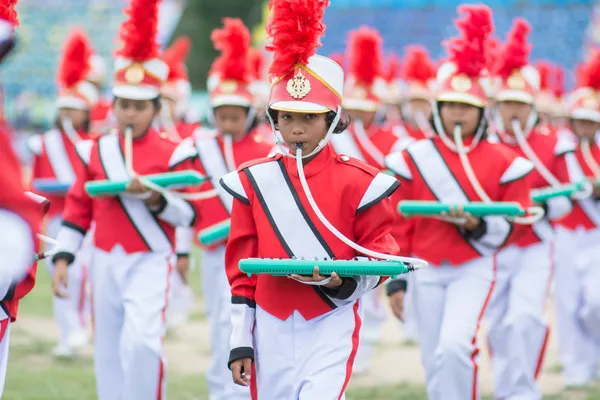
top-left (61, 117), bottom-right (82, 145)
top-left (159, 104), bottom-right (182, 141)
top-left (294, 145), bottom-right (427, 269)
top-left (452, 124), bottom-right (544, 225)
top-left (413, 110), bottom-right (435, 139)
top-left (267, 106), bottom-right (342, 160)
top-left (431, 101), bottom-right (486, 153)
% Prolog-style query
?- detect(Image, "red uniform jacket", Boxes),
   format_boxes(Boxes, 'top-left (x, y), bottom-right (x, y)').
top-left (496, 128), bottom-right (574, 246)
top-left (176, 120), bottom-right (200, 140)
top-left (559, 135), bottom-right (600, 231)
top-left (385, 136), bottom-right (533, 266)
top-left (223, 144), bottom-right (400, 320)
top-left (331, 121), bottom-right (401, 169)
top-left (193, 129), bottom-right (274, 248)
top-left (57, 129), bottom-right (200, 259)
top-left (30, 129), bottom-right (92, 217)
top-left (90, 99), bottom-right (113, 134)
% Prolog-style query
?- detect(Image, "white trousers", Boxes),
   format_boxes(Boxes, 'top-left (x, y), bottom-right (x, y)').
top-left (487, 242), bottom-right (551, 400)
top-left (200, 246), bottom-right (250, 400)
top-left (254, 301), bottom-right (362, 400)
top-left (91, 246), bottom-right (171, 400)
top-left (354, 285), bottom-right (385, 371)
top-left (414, 256), bottom-right (495, 400)
top-left (403, 273), bottom-right (419, 341)
top-left (554, 227), bottom-right (600, 386)
top-left (47, 216), bottom-right (91, 347)
top-left (0, 318), bottom-right (10, 398)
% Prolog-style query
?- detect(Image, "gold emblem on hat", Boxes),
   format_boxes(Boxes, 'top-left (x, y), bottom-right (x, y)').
top-left (125, 64), bottom-right (145, 84)
top-left (450, 74), bottom-right (472, 92)
top-left (583, 96), bottom-right (599, 109)
top-left (219, 80), bottom-right (238, 93)
top-left (507, 73), bottom-right (525, 90)
top-left (286, 69), bottom-right (311, 99)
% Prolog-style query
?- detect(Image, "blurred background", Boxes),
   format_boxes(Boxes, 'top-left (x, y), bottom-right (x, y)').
top-left (2, 0), bottom-right (599, 154)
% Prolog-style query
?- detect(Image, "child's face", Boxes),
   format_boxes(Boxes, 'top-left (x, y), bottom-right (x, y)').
top-left (113, 97), bottom-right (159, 137)
top-left (214, 106), bottom-right (248, 139)
top-left (439, 101), bottom-right (481, 137)
top-left (497, 100), bottom-right (532, 135)
top-left (276, 111), bottom-right (328, 156)
top-left (58, 108), bottom-right (88, 131)
top-left (571, 118), bottom-right (600, 140)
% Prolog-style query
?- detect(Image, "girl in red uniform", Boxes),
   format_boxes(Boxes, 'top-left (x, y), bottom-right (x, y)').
top-left (222, 0), bottom-right (418, 398)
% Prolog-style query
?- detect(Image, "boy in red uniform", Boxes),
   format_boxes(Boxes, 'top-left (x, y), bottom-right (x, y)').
top-left (51, 1), bottom-right (200, 398)
top-left (385, 6), bottom-right (533, 399)
top-left (190, 18), bottom-right (273, 400)
top-left (554, 51), bottom-right (600, 388)
top-left (223, 0), bottom-right (406, 397)
top-left (29, 28), bottom-right (99, 358)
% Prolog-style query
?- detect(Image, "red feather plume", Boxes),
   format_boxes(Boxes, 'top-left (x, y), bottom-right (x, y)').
top-left (266, 0), bottom-right (329, 78)
top-left (348, 26), bottom-right (383, 85)
top-left (248, 48), bottom-right (266, 81)
top-left (536, 61), bottom-right (552, 91)
top-left (580, 50), bottom-right (600, 90)
top-left (495, 18), bottom-right (531, 79)
top-left (57, 28), bottom-right (93, 88)
top-left (0, 0), bottom-right (18, 26)
top-left (485, 36), bottom-right (500, 72)
top-left (553, 65), bottom-right (565, 97)
top-left (384, 55), bottom-right (401, 83)
top-left (444, 4), bottom-right (494, 77)
top-left (329, 52), bottom-right (345, 72)
top-left (211, 18), bottom-right (251, 83)
top-left (575, 62), bottom-right (587, 88)
top-left (163, 36), bottom-right (191, 81)
top-left (116, 0), bottom-right (160, 61)
top-left (401, 45), bottom-right (435, 84)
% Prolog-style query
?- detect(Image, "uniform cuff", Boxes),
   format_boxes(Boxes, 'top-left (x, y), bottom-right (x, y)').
top-left (52, 251), bottom-right (75, 266)
top-left (228, 347), bottom-right (254, 369)
top-left (321, 277), bottom-right (358, 300)
top-left (386, 279), bottom-right (407, 296)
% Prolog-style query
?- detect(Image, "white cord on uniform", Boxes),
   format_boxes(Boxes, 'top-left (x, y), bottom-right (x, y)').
top-left (62, 117), bottom-right (82, 145)
top-left (581, 137), bottom-right (600, 179)
top-left (295, 145), bottom-right (428, 269)
top-left (223, 134), bottom-right (237, 171)
top-left (453, 124), bottom-right (544, 225)
top-left (413, 111), bottom-right (435, 139)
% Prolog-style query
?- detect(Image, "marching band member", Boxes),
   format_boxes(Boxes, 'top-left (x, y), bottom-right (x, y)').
top-left (222, 0), bottom-right (410, 397)
top-left (160, 36), bottom-right (198, 140)
top-left (51, 0), bottom-right (201, 398)
top-left (385, 6), bottom-right (534, 399)
top-left (30, 28), bottom-right (99, 358)
top-left (191, 17), bottom-right (273, 400)
top-left (554, 51), bottom-right (600, 388)
top-left (88, 53), bottom-right (114, 134)
top-left (382, 54), bottom-right (402, 125)
top-left (487, 19), bottom-right (576, 400)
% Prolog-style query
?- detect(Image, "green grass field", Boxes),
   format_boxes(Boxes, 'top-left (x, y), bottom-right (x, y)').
top-left (6, 266), bottom-right (600, 399)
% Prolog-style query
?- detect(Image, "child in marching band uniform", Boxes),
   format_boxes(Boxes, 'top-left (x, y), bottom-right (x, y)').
top-left (192, 18), bottom-right (273, 400)
top-left (51, 1), bottom-right (200, 398)
top-left (30, 28), bottom-right (99, 358)
top-left (385, 6), bottom-right (533, 399)
top-left (223, 0), bottom-right (405, 397)
top-left (554, 51), bottom-right (600, 388)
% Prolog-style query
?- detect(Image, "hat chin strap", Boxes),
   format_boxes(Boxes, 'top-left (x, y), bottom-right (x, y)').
top-left (431, 101), bottom-right (486, 153)
top-left (267, 105), bottom-right (342, 160)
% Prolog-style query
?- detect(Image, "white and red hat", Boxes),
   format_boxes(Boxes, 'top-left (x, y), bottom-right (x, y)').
top-left (247, 48), bottom-right (270, 108)
top-left (535, 61), bottom-right (556, 114)
top-left (436, 4), bottom-right (494, 108)
top-left (481, 36), bottom-right (501, 98)
top-left (209, 18), bottom-right (253, 109)
top-left (382, 54), bottom-right (402, 104)
top-left (87, 54), bottom-right (108, 85)
top-left (401, 45), bottom-right (436, 102)
top-left (552, 65), bottom-right (567, 117)
top-left (56, 29), bottom-right (99, 110)
top-left (494, 18), bottom-right (540, 105)
top-left (0, 0), bottom-right (18, 63)
top-left (112, 0), bottom-right (168, 101)
top-left (343, 26), bottom-right (384, 112)
top-left (566, 51), bottom-right (600, 122)
top-left (161, 36), bottom-right (192, 104)
top-left (266, 0), bottom-right (343, 114)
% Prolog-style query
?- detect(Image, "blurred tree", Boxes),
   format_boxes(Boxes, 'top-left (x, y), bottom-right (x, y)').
top-left (171, 0), bottom-right (267, 89)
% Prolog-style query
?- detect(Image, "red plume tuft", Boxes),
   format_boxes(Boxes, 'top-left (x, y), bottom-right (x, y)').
top-left (580, 50), bottom-right (600, 90)
top-left (401, 45), bottom-right (436, 84)
top-left (553, 64), bottom-right (565, 97)
top-left (116, 0), bottom-right (160, 61)
top-left (329, 52), bottom-right (345, 72)
top-left (266, 0), bottom-right (329, 78)
top-left (211, 18), bottom-right (251, 83)
top-left (444, 4), bottom-right (494, 77)
top-left (495, 18), bottom-right (531, 79)
top-left (163, 36), bottom-right (191, 81)
top-left (485, 36), bottom-right (500, 72)
top-left (536, 61), bottom-right (552, 91)
top-left (57, 28), bottom-right (93, 88)
top-left (0, 0), bottom-right (19, 26)
top-left (383, 54), bottom-right (401, 83)
top-left (348, 26), bottom-right (383, 85)
top-left (248, 48), bottom-right (266, 81)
